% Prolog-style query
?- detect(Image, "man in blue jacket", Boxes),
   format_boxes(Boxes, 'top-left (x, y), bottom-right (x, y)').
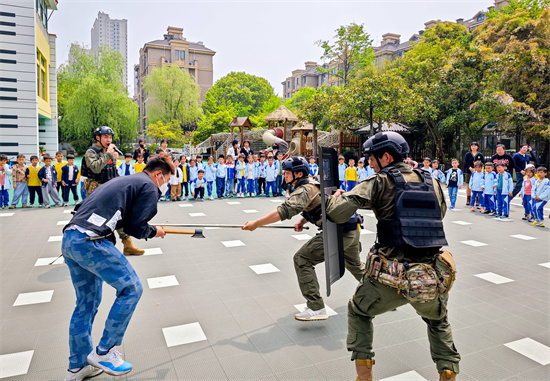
top-left (61, 157), bottom-right (171, 381)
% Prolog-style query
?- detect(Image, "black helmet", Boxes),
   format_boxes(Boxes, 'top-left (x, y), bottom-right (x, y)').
top-left (362, 131), bottom-right (409, 160)
top-left (282, 156), bottom-right (309, 176)
top-left (93, 126), bottom-right (114, 140)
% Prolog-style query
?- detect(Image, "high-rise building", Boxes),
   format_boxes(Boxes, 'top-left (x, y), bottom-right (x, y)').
top-left (134, 26), bottom-right (215, 132)
top-left (0, 0), bottom-right (59, 159)
top-left (91, 12), bottom-right (128, 88)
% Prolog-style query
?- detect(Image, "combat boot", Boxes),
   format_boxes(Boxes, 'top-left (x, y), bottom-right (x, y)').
top-left (439, 369), bottom-right (457, 381)
top-left (122, 237), bottom-right (145, 256)
top-left (355, 359), bottom-right (374, 381)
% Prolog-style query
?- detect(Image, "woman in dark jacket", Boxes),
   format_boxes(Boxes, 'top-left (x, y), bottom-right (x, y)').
top-left (133, 139), bottom-right (150, 163)
top-left (463, 141), bottom-right (484, 205)
top-left (239, 140), bottom-right (254, 160)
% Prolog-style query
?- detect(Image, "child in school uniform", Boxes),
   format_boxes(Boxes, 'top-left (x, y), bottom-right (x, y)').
top-left (215, 155), bottom-right (227, 199)
top-left (357, 158), bottom-right (368, 183)
top-left (246, 155), bottom-right (255, 197)
top-left (422, 157), bottom-right (433, 174)
top-left (531, 166), bottom-right (549, 227)
top-left (431, 160), bottom-right (445, 182)
top-left (26, 155), bottom-right (44, 207)
top-left (495, 162), bottom-right (514, 220)
top-left (338, 155), bottom-right (347, 190)
top-left (61, 154), bottom-right (80, 206)
top-left (38, 155), bottom-right (62, 207)
top-left (169, 158), bottom-right (183, 201)
top-left (521, 166), bottom-right (536, 221)
top-left (265, 155), bottom-right (278, 197)
top-left (133, 154), bottom-right (146, 173)
top-left (10, 154), bottom-right (30, 209)
top-left (480, 162), bottom-right (497, 214)
top-left (309, 156), bottom-right (318, 177)
top-left (275, 152), bottom-right (284, 196)
top-left (469, 161), bottom-right (485, 212)
top-left (204, 156), bottom-right (217, 200)
top-left (53, 151), bottom-right (66, 195)
top-left (191, 169), bottom-right (206, 201)
top-left (445, 158), bottom-right (463, 210)
top-left (118, 153), bottom-right (135, 177)
top-left (225, 155), bottom-right (236, 197)
top-left (235, 154), bottom-right (247, 198)
top-left (345, 158), bottom-right (358, 191)
top-left (253, 154), bottom-right (260, 196)
top-left (179, 156), bottom-right (190, 201)
top-left (257, 155), bottom-right (267, 196)
top-left (0, 155), bottom-right (12, 208)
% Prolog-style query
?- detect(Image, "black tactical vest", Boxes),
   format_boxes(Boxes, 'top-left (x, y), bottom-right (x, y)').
top-left (81, 146), bottom-right (119, 184)
top-left (376, 166), bottom-right (447, 248)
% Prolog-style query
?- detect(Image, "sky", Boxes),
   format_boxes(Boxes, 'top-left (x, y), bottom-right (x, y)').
top-left (49, 0), bottom-right (495, 96)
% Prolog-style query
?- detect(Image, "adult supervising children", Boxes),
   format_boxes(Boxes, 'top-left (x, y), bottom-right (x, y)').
top-left (62, 157), bottom-right (171, 381)
top-left (243, 156), bottom-right (364, 321)
top-left (325, 132), bottom-right (460, 381)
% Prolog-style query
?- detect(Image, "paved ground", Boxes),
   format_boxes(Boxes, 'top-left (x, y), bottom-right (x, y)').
top-left (0, 189), bottom-right (549, 381)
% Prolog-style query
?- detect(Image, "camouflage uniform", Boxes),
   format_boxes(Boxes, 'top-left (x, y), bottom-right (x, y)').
top-left (277, 180), bottom-right (364, 312)
top-left (83, 144), bottom-right (130, 241)
top-left (326, 162), bottom-right (460, 374)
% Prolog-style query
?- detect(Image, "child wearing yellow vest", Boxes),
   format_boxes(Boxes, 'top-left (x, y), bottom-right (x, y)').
top-left (26, 155), bottom-right (44, 207)
top-left (53, 151), bottom-right (67, 194)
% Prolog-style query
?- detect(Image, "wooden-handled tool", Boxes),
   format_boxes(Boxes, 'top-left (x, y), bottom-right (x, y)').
top-left (163, 228), bottom-right (205, 238)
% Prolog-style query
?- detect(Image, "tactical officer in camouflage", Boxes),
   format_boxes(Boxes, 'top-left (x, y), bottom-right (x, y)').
top-left (243, 156), bottom-right (364, 321)
top-left (325, 132), bottom-right (460, 381)
top-left (81, 126), bottom-right (145, 256)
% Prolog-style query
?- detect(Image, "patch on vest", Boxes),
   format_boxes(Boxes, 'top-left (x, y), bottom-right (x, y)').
top-left (87, 213), bottom-right (107, 227)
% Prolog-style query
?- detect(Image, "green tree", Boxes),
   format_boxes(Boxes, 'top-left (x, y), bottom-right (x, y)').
top-left (474, 0), bottom-right (550, 164)
top-left (192, 109), bottom-right (235, 144)
top-left (58, 43), bottom-right (138, 144)
top-left (203, 72), bottom-right (274, 116)
top-left (143, 65), bottom-right (203, 127)
top-left (316, 23), bottom-right (375, 86)
top-left (145, 120), bottom-right (189, 146)
top-left (284, 87), bottom-right (316, 112)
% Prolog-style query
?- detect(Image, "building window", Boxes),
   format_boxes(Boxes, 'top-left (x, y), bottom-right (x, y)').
top-left (296, 78), bottom-right (299, 85)
top-left (36, 50), bottom-right (47, 101)
top-left (302, 77), bottom-right (306, 85)
top-left (287, 81), bottom-right (290, 87)
top-left (477, 14), bottom-right (485, 22)
top-left (175, 50), bottom-right (179, 60)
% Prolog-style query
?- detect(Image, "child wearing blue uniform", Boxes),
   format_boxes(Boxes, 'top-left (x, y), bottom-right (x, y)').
top-left (469, 161), bottom-right (485, 212)
top-left (118, 153), bottom-right (135, 177)
top-left (265, 155), bottom-right (278, 197)
top-left (309, 157), bottom-right (318, 177)
top-left (357, 158), bottom-right (368, 183)
top-left (337, 155), bottom-right (347, 190)
top-left (520, 166), bottom-right (536, 220)
top-left (531, 167), bottom-right (549, 227)
top-left (257, 155), bottom-right (267, 195)
top-left (235, 154), bottom-right (247, 198)
top-left (481, 162), bottom-right (497, 214)
top-left (189, 159), bottom-right (198, 183)
top-left (191, 169), bottom-right (206, 201)
top-left (431, 160), bottom-right (445, 182)
top-left (445, 159), bottom-right (463, 209)
top-left (275, 152), bottom-right (283, 196)
top-left (246, 155), bottom-right (255, 197)
top-left (225, 156), bottom-right (235, 197)
top-left (61, 154), bottom-right (80, 206)
top-left (215, 156), bottom-right (226, 198)
top-left (204, 156), bottom-right (217, 200)
top-left (495, 163), bottom-right (513, 219)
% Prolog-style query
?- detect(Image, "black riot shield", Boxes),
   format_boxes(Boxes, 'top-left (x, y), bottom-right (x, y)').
top-left (318, 146), bottom-right (345, 297)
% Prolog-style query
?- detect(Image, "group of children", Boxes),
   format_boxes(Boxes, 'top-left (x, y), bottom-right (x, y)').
top-left (160, 151), bottom-right (286, 201)
top-left (334, 155), bottom-right (376, 191)
top-left (429, 157), bottom-right (549, 227)
top-left (1, 152), bottom-right (82, 209)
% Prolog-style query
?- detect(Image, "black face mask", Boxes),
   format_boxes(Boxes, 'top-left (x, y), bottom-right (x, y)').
top-left (140, 144), bottom-right (145, 148)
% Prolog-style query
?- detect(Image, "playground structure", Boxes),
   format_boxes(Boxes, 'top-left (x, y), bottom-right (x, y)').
top-left (193, 105), bottom-right (398, 159)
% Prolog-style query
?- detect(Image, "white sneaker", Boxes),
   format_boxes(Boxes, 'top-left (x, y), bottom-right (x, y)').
top-left (87, 347), bottom-right (132, 376)
top-left (295, 307), bottom-right (329, 321)
top-left (65, 365), bottom-right (103, 381)
top-left (209, 196), bottom-right (214, 200)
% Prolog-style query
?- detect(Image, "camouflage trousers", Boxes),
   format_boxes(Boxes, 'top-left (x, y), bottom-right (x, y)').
top-left (347, 262), bottom-right (461, 374)
top-left (84, 179), bottom-right (130, 241)
top-left (294, 229), bottom-right (364, 311)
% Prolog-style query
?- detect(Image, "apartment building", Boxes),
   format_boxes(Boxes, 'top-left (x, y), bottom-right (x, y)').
top-left (281, 61), bottom-right (342, 100)
top-left (134, 26), bottom-right (215, 132)
top-left (91, 12), bottom-right (128, 88)
top-left (0, 0), bottom-right (59, 158)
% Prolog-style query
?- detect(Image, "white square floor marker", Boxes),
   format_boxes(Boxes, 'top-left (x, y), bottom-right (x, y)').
top-left (189, 212), bottom-right (205, 217)
top-left (292, 234), bottom-right (312, 241)
top-left (270, 199), bottom-right (283, 203)
top-left (13, 290), bottom-right (54, 306)
top-left (504, 338), bottom-right (550, 365)
top-left (222, 240), bottom-right (245, 248)
top-left (162, 322), bottom-right (207, 347)
top-left (0, 350), bottom-right (34, 378)
top-left (35, 257), bottom-right (64, 266)
top-left (0, 212), bottom-right (14, 217)
top-left (243, 209), bottom-right (258, 214)
top-left (380, 371), bottom-right (427, 381)
top-left (178, 203), bottom-right (193, 208)
top-left (249, 263), bottom-right (280, 275)
top-left (63, 209), bottom-right (73, 214)
top-left (539, 262), bottom-right (550, 269)
top-left (147, 275), bottom-right (179, 289)
top-left (511, 234), bottom-right (537, 241)
top-left (294, 303), bottom-right (337, 316)
top-left (143, 248), bottom-right (163, 256)
top-left (360, 229), bottom-right (374, 235)
top-left (48, 235), bottom-right (63, 242)
top-left (449, 208), bottom-right (462, 212)
top-left (452, 221), bottom-right (472, 226)
top-left (56, 220), bottom-right (70, 226)
top-left (475, 272), bottom-right (514, 284)
top-left (227, 201), bottom-right (241, 205)
top-left (460, 240), bottom-right (487, 247)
